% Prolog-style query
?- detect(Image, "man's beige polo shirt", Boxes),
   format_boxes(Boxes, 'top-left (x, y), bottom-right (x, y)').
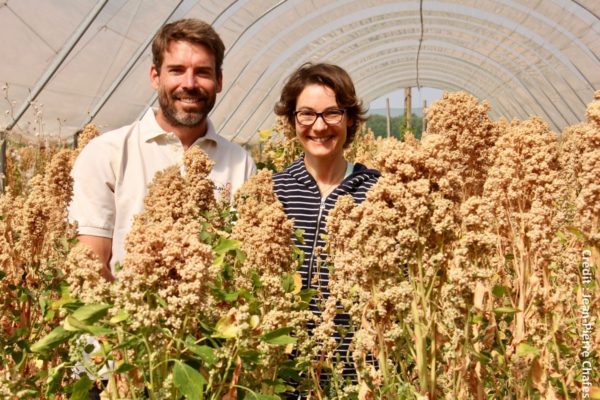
top-left (69, 108), bottom-right (256, 271)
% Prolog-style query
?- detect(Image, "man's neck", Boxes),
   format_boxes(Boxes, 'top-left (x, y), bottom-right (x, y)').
top-left (155, 109), bottom-right (208, 150)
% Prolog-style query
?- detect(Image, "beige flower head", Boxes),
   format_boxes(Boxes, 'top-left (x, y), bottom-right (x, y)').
top-left (139, 147), bottom-right (215, 224)
top-left (586, 90), bottom-right (600, 128)
top-left (232, 169), bottom-right (295, 292)
top-left (75, 124), bottom-right (100, 155)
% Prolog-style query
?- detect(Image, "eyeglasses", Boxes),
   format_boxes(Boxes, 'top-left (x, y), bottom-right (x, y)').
top-left (294, 109), bottom-right (346, 126)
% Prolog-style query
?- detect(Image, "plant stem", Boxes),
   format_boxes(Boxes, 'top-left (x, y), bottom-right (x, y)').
top-left (141, 333), bottom-right (155, 399)
top-left (411, 298), bottom-right (429, 396)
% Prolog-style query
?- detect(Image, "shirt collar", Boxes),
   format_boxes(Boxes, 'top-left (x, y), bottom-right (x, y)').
top-left (140, 108), bottom-right (219, 146)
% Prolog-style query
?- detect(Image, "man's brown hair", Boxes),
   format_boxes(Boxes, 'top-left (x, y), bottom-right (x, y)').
top-left (152, 19), bottom-right (225, 76)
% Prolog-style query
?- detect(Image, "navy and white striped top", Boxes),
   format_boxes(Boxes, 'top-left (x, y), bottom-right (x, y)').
top-left (273, 156), bottom-right (380, 379)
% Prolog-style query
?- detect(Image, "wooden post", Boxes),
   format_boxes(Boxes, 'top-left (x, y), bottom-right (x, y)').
top-left (386, 98), bottom-right (391, 138)
top-left (404, 87), bottom-right (412, 132)
top-left (422, 100), bottom-right (428, 134)
top-left (0, 133), bottom-right (6, 194)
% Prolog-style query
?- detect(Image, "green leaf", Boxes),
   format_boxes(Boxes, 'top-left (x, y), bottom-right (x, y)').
top-left (265, 335), bottom-right (296, 345)
top-left (11, 350), bottom-right (24, 367)
top-left (262, 379), bottom-right (292, 394)
top-left (299, 288), bottom-right (317, 305)
top-left (51, 285), bottom-right (77, 310)
top-left (214, 315), bottom-right (240, 339)
top-left (113, 261), bottom-right (123, 274)
top-left (214, 237), bottom-right (240, 254)
top-left (294, 229), bottom-right (305, 245)
top-left (282, 274), bottom-right (295, 293)
top-left (239, 350), bottom-right (260, 365)
top-left (156, 294), bottom-right (167, 308)
top-left (468, 347), bottom-right (492, 364)
top-left (173, 361), bottom-right (206, 400)
top-left (114, 362), bottom-right (135, 374)
top-left (261, 327), bottom-right (297, 345)
top-left (493, 306), bottom-right (519, 314)
top-left (30, 327), bottom-right (74, 353)
top-left (85, 325), bottom-right (113, 336)
top-left (235, 249), bottom-right (246, 264)
top-left (70, 374), bottom-right (94, 400)
top-left (39, 296), bottom-right (49, 318)
top-left (109, 309), bottom-right (129, 324)
top-left (223, 291), bottom-right (241, 302)
top-left (251, 270), bottom-right (262, 289)
top-left (292, 246), bottom-right (304, 266)
top-left (15, 390), bottom-right (38, 398)
top-left (212, 252), bottom-right (226, 268)
top-left (504, 253), bottom-right (514, 261)
top-left (470, 314), bottom-right (483, 324)
top-left (45, 362), bottom-right (66, 397)
top-left (63, 315), bottom-right (112, 336)
top-left (64, 315), bottom-right (87, 332)
top-left (184, 339), bottom-right (217, 366)
top-left (566, 225), bottom-right (587, 240)
top-left (71, 303), bottom-right (111, 324)
top-left (199, 230), bottom-right (214, 243)
top-left (516, 342), bottom-right (540, 357)
top-left (491, 285), bottom-right (507, 298)
top-left (555, 230), bottom-right (567, 243)
top-left (0, 270), bottom-right (6, 280)
top-left (251, 395), bottom-right (281, 400)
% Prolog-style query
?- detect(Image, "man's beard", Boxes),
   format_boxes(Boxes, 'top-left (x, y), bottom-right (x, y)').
top-left (158, 86), bottom-right (216, 127)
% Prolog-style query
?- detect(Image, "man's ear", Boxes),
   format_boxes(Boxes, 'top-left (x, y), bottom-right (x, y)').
top-left (150, 64), bottom-right (160, 90)
top-left (216, 71), bottom-right (223, 93)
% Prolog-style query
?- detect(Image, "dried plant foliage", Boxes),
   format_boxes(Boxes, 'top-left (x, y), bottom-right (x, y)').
top-left (258, 116), bottom-right (304, 172)
top-left (1, 92), bottom-right (599, 399)
top-left (343, 124), bottom-right (382, 169)
top-left (0, 124), bottom-right (100, 394)
top-left (324, 92), bottom-right (599, 399)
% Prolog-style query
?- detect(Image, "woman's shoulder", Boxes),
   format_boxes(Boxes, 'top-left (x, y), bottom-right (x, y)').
top-left (273, 158), bottom-right (305, 181)
top-left (351, 162), bottom-right (381, 183)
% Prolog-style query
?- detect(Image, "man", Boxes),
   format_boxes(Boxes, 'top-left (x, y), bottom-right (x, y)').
top-left (69, 19), bottom-right (256, 281)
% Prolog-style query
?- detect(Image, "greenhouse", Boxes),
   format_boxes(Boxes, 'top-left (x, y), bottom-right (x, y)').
top-left (0, 1), bottom-right (599, 399)
top-left (1, 0), bottom-right (599, 142)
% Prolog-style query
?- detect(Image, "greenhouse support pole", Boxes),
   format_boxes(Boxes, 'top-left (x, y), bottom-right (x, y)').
top-left (0, 135), bottom-right (6, 194)
top-left (404, 87), bottom-right (412, 132)
top-left (86, 0), bottom-right (184, 124)
top-left (386, 98), bottom-right (391, 138)
top-left (422, 100), bottom-right (427, 133)
top-left (5, 0), bottom-right (109, 131)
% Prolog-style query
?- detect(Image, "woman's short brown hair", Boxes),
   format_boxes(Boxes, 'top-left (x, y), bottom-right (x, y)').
top-left (152, 19), bottom-right (225, 76)
top-left (274, 62), bottom-right (367, 146)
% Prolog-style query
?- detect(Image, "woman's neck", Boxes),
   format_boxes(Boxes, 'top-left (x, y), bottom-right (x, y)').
top-left (304, 154), bottom-right (347, 196)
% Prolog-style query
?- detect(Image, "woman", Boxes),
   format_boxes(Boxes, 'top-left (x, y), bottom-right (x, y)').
top-left (273, 62), bottom-right (380, 392)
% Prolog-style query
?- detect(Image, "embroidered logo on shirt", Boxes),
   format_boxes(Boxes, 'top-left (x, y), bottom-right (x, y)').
top-left (214, 182), bottom-right (232, 201)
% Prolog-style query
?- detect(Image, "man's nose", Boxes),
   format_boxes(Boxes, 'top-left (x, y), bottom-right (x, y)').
top-left (181, 70), bottom-right (197, 88)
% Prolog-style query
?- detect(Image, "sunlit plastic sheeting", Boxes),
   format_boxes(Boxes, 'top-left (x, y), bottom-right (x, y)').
top-left (211, 0), bottom-right (600, 142)
top-left (0, 0), bottom-right (183, 138)
top-left (0, 0), bottom-right (598, 143)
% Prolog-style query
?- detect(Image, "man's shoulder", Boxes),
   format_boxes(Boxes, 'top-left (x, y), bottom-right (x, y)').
top-left (95, 121), bottom-right (140, 144)
top-left (213, 134), bottom-right (250, 156)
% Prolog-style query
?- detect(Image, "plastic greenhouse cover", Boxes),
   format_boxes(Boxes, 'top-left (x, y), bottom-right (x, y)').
top-left (0, 0), bottom-right (598, 144)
